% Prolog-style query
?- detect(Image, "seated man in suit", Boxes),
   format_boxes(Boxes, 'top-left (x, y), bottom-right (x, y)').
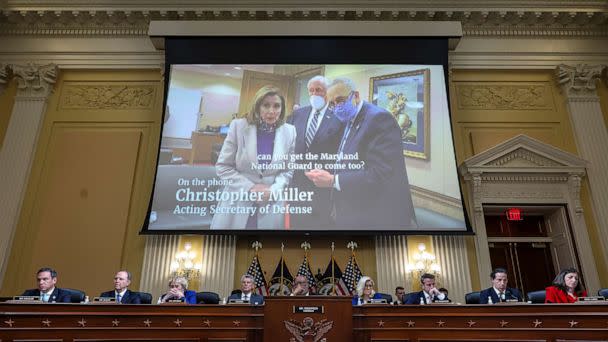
top-left (291, 275), bottom-right (312, 296)
top-left (405, 273), bottom-right (449, 304)
top-left (22, 267), bottom-right (71, 303)
top-left (393, 286), bottom-right (406, 305)
top-left (479, 267), bottom-right (523, 304)
top-left (227, 274), bottom-right (264, 305)
top-left (99, 270), bottom-right (141, 304)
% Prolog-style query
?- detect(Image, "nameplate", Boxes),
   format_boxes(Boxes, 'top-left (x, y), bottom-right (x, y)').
top-left (293, 305), bottom-right (324, 314)
top-left (430, 300), bottom-right (451, 304)
top-left (167, 299), bottom-right (185, 303)
top-left (364, 299), bottom-right (388, 304)
top-left (228, 299), bottom-right (249, 304)
top-left (577, 296), bottom-right (605, 302)
top-left (12, 296), bottom-right (40, 301)
top-left (93, 297), bottom-right (116, 302)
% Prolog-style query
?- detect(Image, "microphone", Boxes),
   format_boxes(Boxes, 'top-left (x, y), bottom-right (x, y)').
top-left (505, 289), bottom-right (516, 301)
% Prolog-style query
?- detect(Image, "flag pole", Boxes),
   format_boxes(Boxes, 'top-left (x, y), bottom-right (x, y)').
top-left (251, 241), bottom-right (263, 295)
top-left (331, 242), bottom-right (336, 296)
top-left (347, 241), bottom-right (358, 294)
top-left (280, 242), bottom-right (285, 296)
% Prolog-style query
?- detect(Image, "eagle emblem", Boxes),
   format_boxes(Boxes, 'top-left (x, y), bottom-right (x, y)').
top-left (284, 317), bottom-right (333, 342)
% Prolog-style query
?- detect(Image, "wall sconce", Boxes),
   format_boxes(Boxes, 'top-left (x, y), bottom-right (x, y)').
top-left (406, 243), bottom-right (441, 285)
top-left (170, 242), bottom-right (202, 280)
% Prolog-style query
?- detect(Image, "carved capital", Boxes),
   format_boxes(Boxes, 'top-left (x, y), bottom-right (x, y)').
top-left (556, 64), bottom-right (605, 100)
top-left (568, 173), bottom-right (585, 215)
top-left (471, 173), bottom-right (483, 213)
top-left (0, 64), bottom-right (9, 96)
top-left (12, 63), bottom-right (58, 99)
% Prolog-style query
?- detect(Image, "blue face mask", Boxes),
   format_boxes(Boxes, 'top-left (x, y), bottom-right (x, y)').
top-left (333, 92), bottom-right (357, 123)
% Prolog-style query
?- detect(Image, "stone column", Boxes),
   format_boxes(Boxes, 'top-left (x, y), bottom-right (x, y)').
top-left (374, 235), bottom-right (409, 296)
top-left (431, 235), bottom-right (472, 304)
top-left (199, 235), bottom-right (236, 299)
top-left (0, 63), bottom-right (58, 287)
top-left (0, 64), bottom-right (8, 96)
top-left (139, 235), bottom-right (180, 299)
top-left (556, 64), bottom-right (608, 273)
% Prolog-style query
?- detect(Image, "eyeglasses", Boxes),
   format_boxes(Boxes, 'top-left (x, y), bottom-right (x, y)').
top-left (169, 284), bottom-right (181, 288)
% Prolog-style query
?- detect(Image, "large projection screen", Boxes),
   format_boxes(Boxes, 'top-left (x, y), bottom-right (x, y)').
top-left (143, 36), bottom-right (471, 234)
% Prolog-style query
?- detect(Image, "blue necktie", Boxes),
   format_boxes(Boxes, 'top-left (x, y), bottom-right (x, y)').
top-left (305, 110), bottom-right (321, 149)
top-left (42, 293), bottom-right (49, 302)
top-left (116, 294), bottom-right (121, 303)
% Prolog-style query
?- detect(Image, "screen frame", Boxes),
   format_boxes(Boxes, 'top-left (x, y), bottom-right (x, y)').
top-left (141, 35), bottom-right (473, 236)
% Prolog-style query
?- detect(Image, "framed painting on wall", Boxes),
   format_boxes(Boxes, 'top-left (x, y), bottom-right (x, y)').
top-left (369, 68), bottom-right (430, 159)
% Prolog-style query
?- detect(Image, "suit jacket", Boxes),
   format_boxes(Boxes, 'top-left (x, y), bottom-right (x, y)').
top-left (210, 118), bottom-right (296, 229)
top-left (227, 292), bottom-right (264, 305)
top-left (545, 285), bottom-right (587, 303)
top-left (479, 287), bottom-right (522, 304)
top-left (404, 290), bottom-right (449, 304)
top-left (21, 288), bottom-right (71, 303)
top-left (287, 106), bottom-right (344, 228)
top-left (99, 289), bottom-right (141, 304)
top-left (158, 289), bottom-right (197, 304)
top-left (352, 292), bottom-right (383, 305)
top-left (333, 102), bottom-right (417, 229)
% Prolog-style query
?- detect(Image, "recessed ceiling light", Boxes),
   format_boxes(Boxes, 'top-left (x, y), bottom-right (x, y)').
top-left (234, 66), bottom-right (242, 70)
top-left (224, 72), bottom-right (231, 76)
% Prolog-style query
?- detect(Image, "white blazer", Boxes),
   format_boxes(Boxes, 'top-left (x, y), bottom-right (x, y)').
top-left (210, 118), bottom-right (296, 229)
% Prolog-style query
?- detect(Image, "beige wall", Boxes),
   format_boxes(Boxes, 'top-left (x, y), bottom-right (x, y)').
top-left (0, 69), bottom-right (163, 296)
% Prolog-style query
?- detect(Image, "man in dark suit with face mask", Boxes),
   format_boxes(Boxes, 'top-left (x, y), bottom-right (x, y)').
top-left (305, 77), bottom-right (417, 229)
top-left (287, 75), bottom-right (344, 229)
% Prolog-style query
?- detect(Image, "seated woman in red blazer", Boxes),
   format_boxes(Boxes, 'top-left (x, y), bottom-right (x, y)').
top-left (545, 267), bottom-right (587, 303)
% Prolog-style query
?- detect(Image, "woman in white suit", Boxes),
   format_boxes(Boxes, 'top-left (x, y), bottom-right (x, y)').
top-left (210, 85), bottom-right (296, 229)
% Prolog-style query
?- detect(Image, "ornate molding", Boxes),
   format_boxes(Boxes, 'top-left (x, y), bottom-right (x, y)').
top-left (488, 148), bottom-right (562, 167)
top-left (556, 64), bottom-right (606, 99)
top-left (0, 64), bottom-right (9, 96)
top-left (568, 173), bottom-right (584, 215)
top-left (0, 9), bottom-right (606, 37)
top-left (456, 85), bottom-right (550, 110)
top-left (59, 84), bottom-right (156, 109)
top-left (481, 175), bottom-right (569, 183)
top-left (12, 63), bottom-right (57, 98)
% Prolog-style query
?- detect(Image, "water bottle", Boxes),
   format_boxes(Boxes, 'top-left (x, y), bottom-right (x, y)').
top-left (358, 297), bottom-right (362, 306)
top-left (84, 296), bottom-right (90, 304)
top-left (419, 297), bottom-right (425, 305)
top-left (222, 297), bottom-right (226, 305)
top-left (488, 296), bottom-right (493, 304)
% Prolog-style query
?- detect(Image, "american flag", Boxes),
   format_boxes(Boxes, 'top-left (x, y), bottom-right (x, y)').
top-left (319, 257), bottom-right (350, 296)
top-left (341, 255), bottom-right (363, 295)
top-left (246, 255), bottom-right (269, 296)
top-left (296, 254), bottom-right (317, 294)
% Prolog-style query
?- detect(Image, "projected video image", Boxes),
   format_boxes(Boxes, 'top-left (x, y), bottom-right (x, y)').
top-left (150, 64), bottom-right (466, 231)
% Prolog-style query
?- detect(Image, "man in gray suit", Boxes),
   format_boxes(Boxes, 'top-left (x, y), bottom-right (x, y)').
top-left (228, 274), bottom-right (264, 305)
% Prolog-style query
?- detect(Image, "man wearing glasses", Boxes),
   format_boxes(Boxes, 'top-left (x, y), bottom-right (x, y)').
top-left (291, 275), bottom-right (313, 296)
top-left (305, 77), bottom-right (417, 230)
